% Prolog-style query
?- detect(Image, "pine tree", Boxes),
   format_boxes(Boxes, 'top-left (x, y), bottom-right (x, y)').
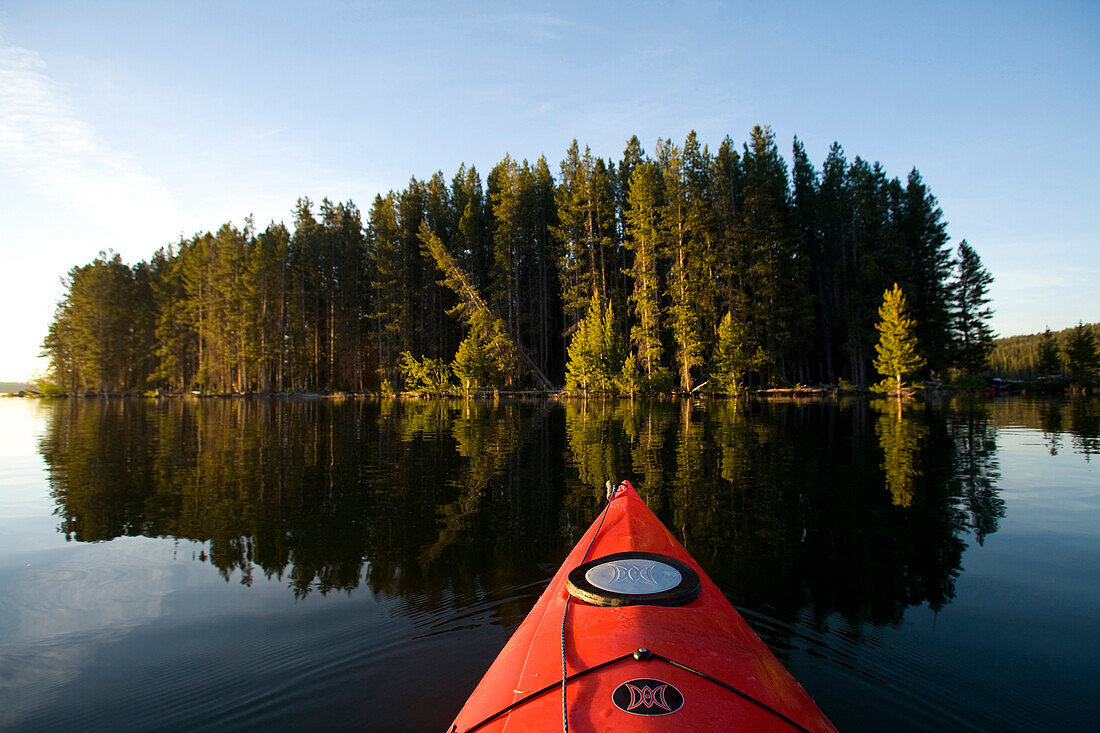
top-left (1036, 327), bottom-right (1062, 376)
top-left (708, 311), bottom-right (764, 394)
top-left (527, 155), bottom-right (561, 379)
top-left (817, 142), bottom-right (853, 384)
top-left (290, 198), bottom-right (324, 389)
top-left (452, 334), bottom-right (489, 395)
top-left (617, 135), bottom-right (645, 235)
top-left (488, 155), bottom-right (522, 339)
top-left (663, 131), bottom-right (712, 391)
top-left (367, 193), bottom-right (405, 386)
top-left (395, 180), bottom-right (431, 360)
top-left (419, 223), bottom-right (520, 384)
top-left (329, 200), bottom-right (369, 390)
top-left (565, 295), bottom-right (622, 394)
top-left (792, 136), bottom-right (829, 384)
top-left (148, 244), bottom-right (191, 391)
top-left (950, 240), bottom-right (996, 373)
top-left (846, 157), bottom-right (892, 387)
top-left (451, 165), bottom-right (492, 292)
top-left (737, 125), bottom-right (801, 384)
top-left (623, 161), bottom-right (665, 377)
top-left (46, 251), bottom-right (143, 392)
top-left (711, 136), bottom-right (745, 340)
top-left (618, 352), bottom-right (642, 397)
top-left (873, 284), bottom-right (925, 395)
top-left (1064, 321), bottom-right (1099, 383)
top-left (554, 142), bottom-right (617, 333)
top-left (898, 169), bottom-right (953, 375)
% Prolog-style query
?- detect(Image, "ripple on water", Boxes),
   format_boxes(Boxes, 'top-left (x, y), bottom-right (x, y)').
top-left (742, 602), bottom-right (1073, 732)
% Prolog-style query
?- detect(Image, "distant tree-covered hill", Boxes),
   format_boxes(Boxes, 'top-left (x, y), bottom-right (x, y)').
top-left (991, 323), bottom-right (1100, 378)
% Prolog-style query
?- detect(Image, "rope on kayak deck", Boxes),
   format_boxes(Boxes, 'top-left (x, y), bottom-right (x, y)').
top-left (559, 478), bottom-right (622, 733)
top-left (453, 651), bottom-right (636, 733)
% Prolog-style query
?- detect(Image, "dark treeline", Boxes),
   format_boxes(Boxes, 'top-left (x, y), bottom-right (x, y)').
top-left (44, 126), bottom-right (983, 394)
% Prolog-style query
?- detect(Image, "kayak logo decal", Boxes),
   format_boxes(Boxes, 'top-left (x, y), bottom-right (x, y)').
top-left (610, 562), bottom-right (661, 585)
top-left (613, 678), bottom-right (684, 715)
top-left (628, 684), bottom-right (669, 710)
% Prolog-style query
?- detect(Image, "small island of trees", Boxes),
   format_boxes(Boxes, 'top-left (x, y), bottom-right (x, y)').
top-left (40, 125), bottom-right (1035, 397)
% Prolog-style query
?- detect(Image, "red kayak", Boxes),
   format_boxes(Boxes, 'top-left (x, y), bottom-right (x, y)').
top-left (449, 481), bottom-right (836, 732)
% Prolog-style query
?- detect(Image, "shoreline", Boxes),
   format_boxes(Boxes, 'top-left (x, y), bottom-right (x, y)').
top-left (1, 387), bottom-right (950, 401)
top-left (5, 382), bottom-right (1090, 401)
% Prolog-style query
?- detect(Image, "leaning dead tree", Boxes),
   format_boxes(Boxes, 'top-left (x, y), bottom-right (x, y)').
top-left (418, 223), bottom-right (556, 390)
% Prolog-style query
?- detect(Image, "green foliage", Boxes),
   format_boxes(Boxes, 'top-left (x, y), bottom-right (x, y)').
top-left (1037, 327), bottom-right (1062, 375)
top-left (554, 141), bottom-right (619, 332)
top-left (41, 250), bottom-right (147, 393)
top-left (452, 335), bottom-right (490, 394)
top-left (1065, 321), bottom-right (1099, 383)
top-left (31, 372), bottom-right (65, 397)
top-left (644, 368), bottom-right (676, 395)
top-left (617, 353), bottom-right (643, 397)
top-left (873, 284), bottom-right (925, 395)
top-left (990, 323), bottom-right (1100, 378)
top-left (563, 401), bottom-right (630, 492)
top-left (565, 295), bottom-right (623, 394)
top-left (874, 402), bottom-right (927, 508)
top-left (948, 373), bottom-right (989, 392)
top-left (707, 311), bottom-right (766, 394)
top-left (398, 351), bottom-right (453, 393)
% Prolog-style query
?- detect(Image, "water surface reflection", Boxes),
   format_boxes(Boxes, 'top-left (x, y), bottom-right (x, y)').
top-left (23, 396), bottom-right (1100, 730)
top-left (37, 397), bottom-right (1031, 624)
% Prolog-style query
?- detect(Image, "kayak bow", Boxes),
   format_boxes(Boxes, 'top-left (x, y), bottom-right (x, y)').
top-left (449, 481), bottom-right (836, 732)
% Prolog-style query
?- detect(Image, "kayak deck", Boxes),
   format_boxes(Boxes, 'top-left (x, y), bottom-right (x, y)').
top-left (449, 483), bottom-right (836, 732)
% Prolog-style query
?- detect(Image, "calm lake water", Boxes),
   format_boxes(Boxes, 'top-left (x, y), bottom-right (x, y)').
top-left (0, 396), bottom-right (1097, 731)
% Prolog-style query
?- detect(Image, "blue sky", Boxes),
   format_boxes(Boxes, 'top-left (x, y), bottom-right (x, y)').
top-left (1, 0), bottom-right (1096, 380)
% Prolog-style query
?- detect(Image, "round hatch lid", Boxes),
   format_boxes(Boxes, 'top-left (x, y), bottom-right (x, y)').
top-left (566, 552), bottom-right (701, 607)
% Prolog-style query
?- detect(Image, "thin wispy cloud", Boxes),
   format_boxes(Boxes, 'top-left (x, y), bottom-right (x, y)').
top-left (484, 12), bottom-right (578, 41)
top-left (0, 41), bottom-right (182, 236)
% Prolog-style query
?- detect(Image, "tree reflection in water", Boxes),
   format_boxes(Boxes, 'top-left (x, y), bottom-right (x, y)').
top-left (874, 399), bottom-right (927, 508)
top-left (37, 396), bottom-right (1054, 630)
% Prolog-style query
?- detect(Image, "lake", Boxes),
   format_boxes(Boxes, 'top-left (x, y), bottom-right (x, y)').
top-left (1, 395), bottom-right (1097, 731)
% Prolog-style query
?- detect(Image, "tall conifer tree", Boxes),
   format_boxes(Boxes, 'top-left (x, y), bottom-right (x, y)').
top-left (623, 161), bottom-right (665, 377)
top-left (899, 169), bottom-right (953, 374)
top-left (738, 125), bottom-right (800, 383)
top-left (663, 135), bottom-right (709, 390)
top-left (949, 240), bottom-right (995, 373)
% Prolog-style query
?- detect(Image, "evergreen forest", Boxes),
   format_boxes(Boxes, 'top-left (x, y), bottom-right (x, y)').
top-left (991, 322), bottom-right (1100, 379)
top-left (42, 126), bottom-right (998, 395)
